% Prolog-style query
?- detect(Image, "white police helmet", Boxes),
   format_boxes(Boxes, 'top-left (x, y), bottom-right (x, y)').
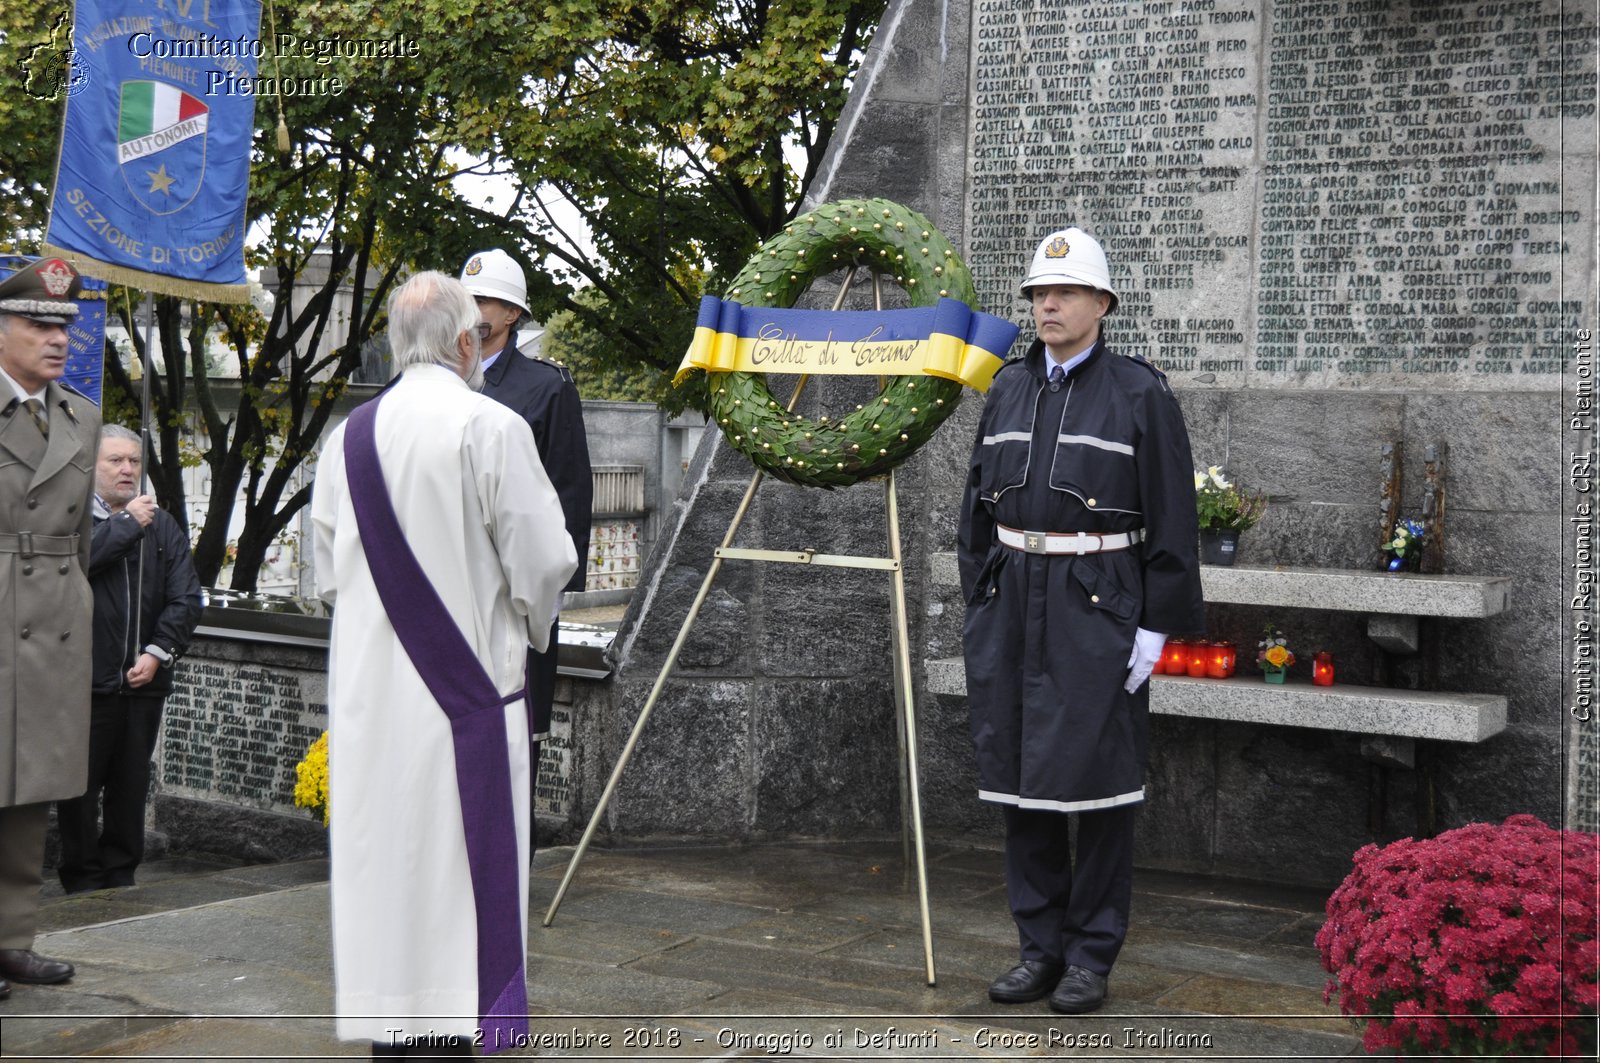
top-left (459, 248), bottom-right (529, 316)
top-left (1019, 227), bottom-right (1118, 313)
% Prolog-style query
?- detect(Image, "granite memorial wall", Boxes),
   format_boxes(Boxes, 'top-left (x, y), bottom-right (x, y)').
top-left (963, 0), bottom-right (1591, 389)
top-left (152, 633), bottom-right (585, 857)
top-left (583, 0), bottom-right (1596, 886)
top-left (156, 638), bottom-right (330, 858)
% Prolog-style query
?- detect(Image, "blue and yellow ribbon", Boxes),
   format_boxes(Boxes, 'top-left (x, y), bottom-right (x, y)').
top-left (674, 296), bottom-right (1020, 393)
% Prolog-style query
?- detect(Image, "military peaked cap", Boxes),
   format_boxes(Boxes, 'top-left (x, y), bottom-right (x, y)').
top-left (0, 256), bottom-right (81, 323)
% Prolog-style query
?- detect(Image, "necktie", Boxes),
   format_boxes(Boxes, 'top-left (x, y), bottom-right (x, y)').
top-left (23, 398), bottom-right (48, 438)
top-left (1049, 366), bottom-right (1065, 393)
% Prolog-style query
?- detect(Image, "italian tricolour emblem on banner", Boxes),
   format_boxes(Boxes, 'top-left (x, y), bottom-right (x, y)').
top-left (117, 81), bottom-right (210, 214)
top-left (44, 0), bottom-right (261, 302)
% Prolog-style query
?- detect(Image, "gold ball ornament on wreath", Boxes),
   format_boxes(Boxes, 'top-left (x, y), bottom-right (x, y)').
top-left (703, 198), bottom-right (978, 489)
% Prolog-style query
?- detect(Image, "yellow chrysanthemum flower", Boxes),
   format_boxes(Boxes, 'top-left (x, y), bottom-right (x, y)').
top-left (293, 731), bottom-right (330, 827)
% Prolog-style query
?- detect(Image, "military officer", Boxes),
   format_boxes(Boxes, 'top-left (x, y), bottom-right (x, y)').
top-left (0, 256), bottom-right (100, 998)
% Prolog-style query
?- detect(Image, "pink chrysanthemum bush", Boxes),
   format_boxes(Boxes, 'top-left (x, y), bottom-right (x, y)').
top-left (1316, 815), bottom-right (1598, 1058)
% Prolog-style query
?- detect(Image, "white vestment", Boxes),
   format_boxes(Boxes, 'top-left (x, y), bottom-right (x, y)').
top-left (311, 364), bottom-right (577, 1044)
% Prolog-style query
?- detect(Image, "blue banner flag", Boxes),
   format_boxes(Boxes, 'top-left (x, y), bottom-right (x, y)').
top-left (66, 276), bottom-right (108, 405)
top-left (0, 256), bottom-right (106, 404)
top-left (43, 0), bottom-right (262, 303)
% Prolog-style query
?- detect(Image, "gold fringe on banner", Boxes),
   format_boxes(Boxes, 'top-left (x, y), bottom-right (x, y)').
top-left (41, 245), bottom-right (251, 304)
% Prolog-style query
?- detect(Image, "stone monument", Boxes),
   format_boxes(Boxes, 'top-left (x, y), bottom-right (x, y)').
top-left (563, 0), bottom-right (1596, 885)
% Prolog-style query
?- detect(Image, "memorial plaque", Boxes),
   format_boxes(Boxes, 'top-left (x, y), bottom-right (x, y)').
top-left (160, 642), bottom-right (576, 829)
top-left (161, 658), bottom-right (328, 815)
top-left (966, 0), bottom-right (1596, 388)
top-left (535, 703), bottom-right (574, 819)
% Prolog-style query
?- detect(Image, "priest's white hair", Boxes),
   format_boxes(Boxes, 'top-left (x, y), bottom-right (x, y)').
top-left (387, 271), bottom-right (481, 376)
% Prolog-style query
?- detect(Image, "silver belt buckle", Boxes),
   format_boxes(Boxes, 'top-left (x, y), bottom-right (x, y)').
top-left (1023, 531), bottom-right (1047, 555)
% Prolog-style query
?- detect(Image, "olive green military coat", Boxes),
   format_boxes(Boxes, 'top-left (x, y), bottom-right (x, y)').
top-left (0, 380), bottom-right (98, 807)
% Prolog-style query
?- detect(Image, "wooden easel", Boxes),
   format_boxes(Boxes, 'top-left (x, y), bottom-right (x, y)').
top-left (541, 269), bottom-right (939, 985)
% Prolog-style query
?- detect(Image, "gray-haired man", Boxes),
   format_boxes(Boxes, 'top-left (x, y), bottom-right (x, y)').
top-left (55, 424), bottom-right (201, 894)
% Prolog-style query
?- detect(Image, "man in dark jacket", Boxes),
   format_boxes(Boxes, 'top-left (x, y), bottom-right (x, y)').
top-left (459, 250), bottom-right (592, 847)
top-left (958, 227), bottom-right (1204, 1014)
top-left (55, 424), bottom-right (201, 893)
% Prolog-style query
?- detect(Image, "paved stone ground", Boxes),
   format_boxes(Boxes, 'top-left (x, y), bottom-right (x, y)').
top-left (3, 838), bottom-right (1365, 1060)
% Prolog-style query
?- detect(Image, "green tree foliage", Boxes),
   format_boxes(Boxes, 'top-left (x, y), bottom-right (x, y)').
top-left (453, 0), bottom-right (882, 412)
top-left (2, 0), bottom-right (521, 587)
top-left (0, 0), bottom-right (882, 588)
top-left (544, 308), bottom-right (659, 404)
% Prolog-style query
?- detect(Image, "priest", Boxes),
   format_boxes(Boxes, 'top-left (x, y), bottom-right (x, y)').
top-left (311, 272), bottom-right (576, 1058)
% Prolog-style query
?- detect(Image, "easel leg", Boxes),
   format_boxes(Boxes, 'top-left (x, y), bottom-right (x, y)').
top-left (887, 472), bottom-right (937, 986)
top-left (542, 465), bottom-right (766, 927)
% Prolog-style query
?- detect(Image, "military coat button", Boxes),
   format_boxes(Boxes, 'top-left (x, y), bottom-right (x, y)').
top-left (1091, 594), bottom-right (1100, 603)
top-left (21, 564), bottom-right (32, 575)
top-left (58, 563), bottom-right (70, 574)
top-left (59, 631), bottom-right (71, 641)
top-left (27, 497), bottom-right (38, 509)
top-left (19, 627), bottom-right (30, 639)
top-left (1086, 497), bottom-right (1097, 507)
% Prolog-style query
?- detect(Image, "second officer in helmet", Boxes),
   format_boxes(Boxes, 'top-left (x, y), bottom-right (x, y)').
top-left (459, 249), bottom-right (592, 847)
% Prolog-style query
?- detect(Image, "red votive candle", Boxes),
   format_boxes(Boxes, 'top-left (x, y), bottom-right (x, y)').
top-left (1313, 651), bottom-right (1335, 686)
top-left (1187, 641), bottom-right (1210, 678)
top-left (1163, 639), bottom-right (1189, 675)
top-left (1209, 641), bottom-right (1237, 679)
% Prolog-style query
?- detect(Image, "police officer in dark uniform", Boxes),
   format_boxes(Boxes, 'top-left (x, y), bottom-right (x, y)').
top-left (459, 249), bottom-right (592, 845)
top-left (958, 227), bottom-right (1204, 1014)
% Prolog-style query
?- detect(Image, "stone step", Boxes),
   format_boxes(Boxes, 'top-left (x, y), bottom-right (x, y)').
top-left (929, 552), bottom-right (1511, 618)
top-left (924, 658), bottom-right (1508, 743)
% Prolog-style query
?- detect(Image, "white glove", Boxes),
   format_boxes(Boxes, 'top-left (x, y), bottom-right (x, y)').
top-left (1124, 627), bottom-right (1168, 693)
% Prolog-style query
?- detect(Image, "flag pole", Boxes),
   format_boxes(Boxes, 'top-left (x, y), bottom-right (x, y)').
top-left (135, 292), bottom-right (155, 652)
top-left (139, 294), bottom-right (153, 495)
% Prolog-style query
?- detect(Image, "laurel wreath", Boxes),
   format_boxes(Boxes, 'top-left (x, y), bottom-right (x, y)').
top-left (703, 199), bottom-right (979, 488)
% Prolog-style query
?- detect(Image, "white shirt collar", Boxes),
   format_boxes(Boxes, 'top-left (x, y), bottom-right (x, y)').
top-left (480, 336), bottom-right (515, 373)
top-left (0, 362), bottom-right (46, 404)
top-left (1047, 342), bottom-right (1096, 377)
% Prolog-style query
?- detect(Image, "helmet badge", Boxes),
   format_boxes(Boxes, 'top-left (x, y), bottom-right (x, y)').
top-left (1043, 236), bottom-right (1070, 259)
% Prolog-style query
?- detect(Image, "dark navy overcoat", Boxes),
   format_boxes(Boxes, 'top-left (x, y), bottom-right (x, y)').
top-left (957, 338), bottom-right (1204, 812)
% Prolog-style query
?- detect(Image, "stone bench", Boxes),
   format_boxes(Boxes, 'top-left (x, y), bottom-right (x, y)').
top-left (925, 554), bottom-right (1510, 744)
top-left (1197, 563), bottom-right (1510, 616)
top-left (924, 658), bottom-right (1507, 742)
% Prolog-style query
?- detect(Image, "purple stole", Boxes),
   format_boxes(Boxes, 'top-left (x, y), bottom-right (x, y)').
top-left (344, 397), bottom-right (527, 1052)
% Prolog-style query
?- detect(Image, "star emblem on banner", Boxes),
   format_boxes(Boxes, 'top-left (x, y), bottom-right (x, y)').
top-left (146, 164), bottom-right (177, 195)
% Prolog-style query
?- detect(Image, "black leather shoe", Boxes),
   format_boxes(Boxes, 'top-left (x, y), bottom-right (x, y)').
top-left (0, 949), bottom-right (74, 985)
top-left (1048, 964), bottom-right (1108, 1014)
top-left (988, 959), bottom-right (1064, 1003)
top-left (0, 976), bottom-right (10, 1000)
